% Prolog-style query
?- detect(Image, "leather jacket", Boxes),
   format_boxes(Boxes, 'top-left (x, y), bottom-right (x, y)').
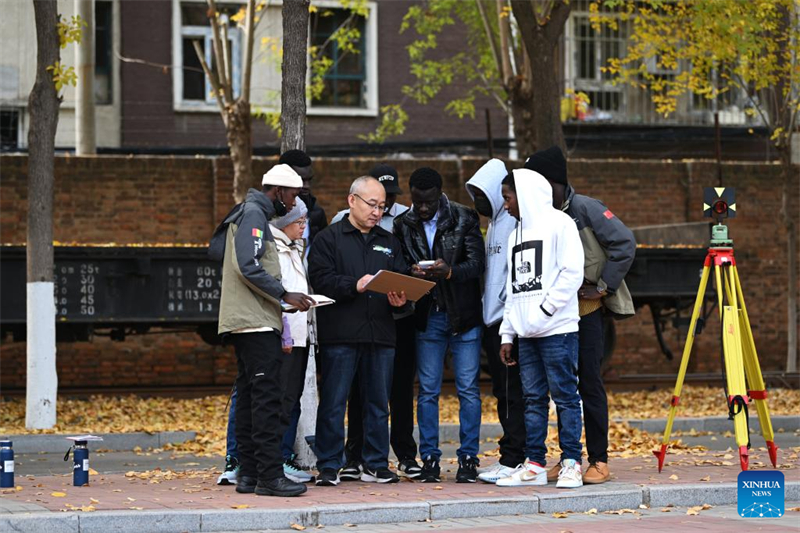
top-left (393, 195), bottom-right (485, 334)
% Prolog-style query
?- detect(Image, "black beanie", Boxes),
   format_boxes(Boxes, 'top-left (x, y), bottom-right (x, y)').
top-left (524, 145), bottom-right (567, 186)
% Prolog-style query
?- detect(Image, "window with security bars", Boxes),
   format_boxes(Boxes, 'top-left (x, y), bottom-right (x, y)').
top-left (564, 1), bottom-right (753, 126)
top-left (310, 8), bottom-right (367, 108)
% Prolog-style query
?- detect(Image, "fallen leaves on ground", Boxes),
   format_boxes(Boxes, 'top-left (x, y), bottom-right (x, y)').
top-left (687, 504), bottom-right (713, 515)
top-left (63, 503), bottom-right (96, 512)
top-left (2, 385), bottom-right (782, 458)
top-left (50, 491), bottom-right (66, 497)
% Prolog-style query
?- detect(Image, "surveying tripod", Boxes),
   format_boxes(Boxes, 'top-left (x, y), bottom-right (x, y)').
top-left (653, 188), bottom-right (778, 472)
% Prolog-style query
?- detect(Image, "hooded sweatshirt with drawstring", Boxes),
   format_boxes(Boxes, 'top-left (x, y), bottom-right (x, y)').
top-left (499, 169), bottom-right (584, 345)
top-left (465, 159), bottom-right (518, 328)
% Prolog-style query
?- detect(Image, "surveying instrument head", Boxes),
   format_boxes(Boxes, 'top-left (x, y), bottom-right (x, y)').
top-left (704, 187), bottom-right (736, 247)
top-left (653, 185), bottom-right (778, 473)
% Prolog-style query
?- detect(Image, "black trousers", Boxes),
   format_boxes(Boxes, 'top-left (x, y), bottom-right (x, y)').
top-left (232, 331), bottom-right (285, 482)
top-left (345, 315), bottom-right (418, 462)
top-left (483, 323), bottom-right (527, 467)
top-left (576, 308), bottom-right (608, 463)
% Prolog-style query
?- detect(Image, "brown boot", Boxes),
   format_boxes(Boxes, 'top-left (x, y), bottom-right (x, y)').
top-left (546, 462), bottom-right (561, 482)
top-left (583, 461), bottom-right (610, 484)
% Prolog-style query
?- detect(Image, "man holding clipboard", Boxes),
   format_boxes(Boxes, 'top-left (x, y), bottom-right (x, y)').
top-left (308, 176), bottom-right (410, 486)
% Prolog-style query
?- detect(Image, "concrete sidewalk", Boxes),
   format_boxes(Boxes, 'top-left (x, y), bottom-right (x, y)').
top-left (1, 448), bottom-right (798, 533)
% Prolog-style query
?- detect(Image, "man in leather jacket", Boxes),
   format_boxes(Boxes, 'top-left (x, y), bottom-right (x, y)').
top-left (279, 150), bottom-right (328, 251)
top-left (392, 167), bottom-right (486, 484)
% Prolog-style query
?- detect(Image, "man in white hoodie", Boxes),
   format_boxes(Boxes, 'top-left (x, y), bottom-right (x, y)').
top-left (496, 166), bottom-right (586, 489)
top-left (465, 160), bottom-right (527, 483)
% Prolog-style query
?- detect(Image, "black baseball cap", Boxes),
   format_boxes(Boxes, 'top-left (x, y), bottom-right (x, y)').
top-left (369, 163), bottom-right (403, 195)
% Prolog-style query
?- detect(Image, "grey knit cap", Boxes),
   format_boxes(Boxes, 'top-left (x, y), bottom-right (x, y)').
top-left (271, 197), bottom-right (308, 229)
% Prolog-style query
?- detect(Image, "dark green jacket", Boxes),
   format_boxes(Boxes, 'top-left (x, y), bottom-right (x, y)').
top-left (563, 185), bottom-right (636, 319)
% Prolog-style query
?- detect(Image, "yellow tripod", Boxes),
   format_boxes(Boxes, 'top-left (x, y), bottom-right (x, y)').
top-left (653, 238), bottom-right (778, 472)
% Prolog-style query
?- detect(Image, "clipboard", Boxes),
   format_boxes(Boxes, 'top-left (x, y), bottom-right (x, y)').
top-left (364, 270), bottom-right (436, 302)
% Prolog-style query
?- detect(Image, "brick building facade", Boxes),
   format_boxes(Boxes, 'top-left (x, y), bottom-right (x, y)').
top-left (0, 154), bottom-right (797, 391)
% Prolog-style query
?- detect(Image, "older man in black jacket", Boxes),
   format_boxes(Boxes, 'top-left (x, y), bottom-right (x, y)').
top-left (309, 176), bottom-right (409, 487)
top-left (393, 167), bottom-right (486, 484)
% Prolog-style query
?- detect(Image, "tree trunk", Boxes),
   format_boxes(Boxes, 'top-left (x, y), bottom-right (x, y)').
top-left (509, 79), bottom-right (536, 156)
top-left (280, 0), bottom-right (310, 153)
top-left (75, 0), bottom-right (96, 155)
top-left (294, 344), bottom-right (319, 468)
top-left (779, 148), bottom-right (798, 372)
top-left (26, 0), bottom-right (61, 430)
top-left (511, 0), bottom-right (570, 153)
top-left (227, 100), bottom-right (254, 203)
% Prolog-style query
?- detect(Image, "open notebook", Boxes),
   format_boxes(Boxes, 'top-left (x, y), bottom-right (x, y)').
top-left (281, 295), bottom-right (335, 312)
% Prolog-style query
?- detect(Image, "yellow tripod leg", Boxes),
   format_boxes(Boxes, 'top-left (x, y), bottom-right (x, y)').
top-left (654, 263), bottom-right (712, 472)
top-left (721, 295), bottom-right (751, 470)
top-left (733, 265), bottom-right (778, 467)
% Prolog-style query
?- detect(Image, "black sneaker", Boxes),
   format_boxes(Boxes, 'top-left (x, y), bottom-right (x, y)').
top-left (339, 460), bottom-right (362, 481)
top-left (456, 455), bottom-right (479, 483)
top-left (255, 476), bottom-right (307, 497)
top-left (397, 458), bottom-right (423, 480)
top-left (235, 474), bottom-right (257, 493)
top-left (361, 467), bottom-right (400, 484)
top-left (315, 468), bottom-right (340, 487)
top-left (420, 455), bottom-right (441, 483)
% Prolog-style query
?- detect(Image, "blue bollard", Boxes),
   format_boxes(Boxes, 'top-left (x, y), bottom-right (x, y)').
top-left (0, 440), bottom-right (13, 488)
top-left (64, 440), bottom-right (89, 486)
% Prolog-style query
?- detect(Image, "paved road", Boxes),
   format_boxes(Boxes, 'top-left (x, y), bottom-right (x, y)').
top-left (210, 504), bottom-right (798, 532)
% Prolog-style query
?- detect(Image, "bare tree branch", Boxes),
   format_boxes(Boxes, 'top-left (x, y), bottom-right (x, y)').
top-left (207, 0), bottom-right (230, 105)
top-left (543, 0), bottom-right (571, 43)
top-left (475, 0), bottom-right (503, 79)
top-left (114, 48), bottom-right (204, 73)
top-left (193, 39), bottom-right (227, 120)
top-left (496, 0), bottom-right (514, 84)
top-left (220, 21), bottom-right (234, 102)
top-left (242, 0), bottom-right (255, 102)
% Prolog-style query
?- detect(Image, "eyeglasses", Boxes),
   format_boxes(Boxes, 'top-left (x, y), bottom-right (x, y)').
top-left (291, 217), bottom-right (308, 227)
top-left (353, 194), bottom-right (387, 214)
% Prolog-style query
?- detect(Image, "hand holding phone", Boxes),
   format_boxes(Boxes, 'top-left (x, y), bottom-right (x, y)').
top-left (418, 260), bottom-right (435, 269)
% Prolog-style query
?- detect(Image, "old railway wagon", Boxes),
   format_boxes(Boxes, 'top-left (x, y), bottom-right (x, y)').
top-left (0, 245), bottom-right (221, 345)
top-left (0, 240), bottom-right (714, 364)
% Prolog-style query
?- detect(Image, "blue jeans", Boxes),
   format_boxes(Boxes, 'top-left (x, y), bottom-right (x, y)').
top-left (416, 311), bottom-right (482, 460)
top-left (315, 344), bottom-right (395, 471)
top-left (518, 333), bottom-right (582, 466)
top-left (226, 388), bottom-right (238, 460)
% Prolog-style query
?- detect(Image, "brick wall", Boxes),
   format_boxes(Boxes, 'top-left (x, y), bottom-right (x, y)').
top-left (1, 154), bottom-right (798, 390)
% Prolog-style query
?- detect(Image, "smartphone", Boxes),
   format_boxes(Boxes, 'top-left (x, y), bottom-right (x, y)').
top-left (418, 260), bottom-right (435, 269)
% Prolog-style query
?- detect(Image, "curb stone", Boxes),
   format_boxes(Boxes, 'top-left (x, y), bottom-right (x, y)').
top-left (199, 508), bottom-right (308, 532)
top-left (3, 484), bottom-right (796, 532)
top-left (429, 496), bottom-right (538, 520)
top-left (646, 481), bottom-right (800, 508)
top-left (0, 513), bottom-right (79, 533)
top-left (315, 502), bottom-right (430, 526)
top-left (78, 509), bottom-right (201, 533)
top-left (4, 431), bottom-right (196, 454)
top-left (537, 487), bottom-right (643, 514)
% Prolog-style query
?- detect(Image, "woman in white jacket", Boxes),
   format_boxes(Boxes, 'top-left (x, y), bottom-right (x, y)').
top-left (270, 198), bottom-right (315, 484)
top-left (495, 167), bottom-right (586, 489)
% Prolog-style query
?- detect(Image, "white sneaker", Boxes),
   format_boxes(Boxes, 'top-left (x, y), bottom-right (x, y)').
top-left (496, 460), bottom-right (547, 487)
top-left (283, 456), bottom-right (314, 483)
top-left (477, 462), bottom-right (525, 484)
top-left (556, 459), bottom-right (583, 489)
